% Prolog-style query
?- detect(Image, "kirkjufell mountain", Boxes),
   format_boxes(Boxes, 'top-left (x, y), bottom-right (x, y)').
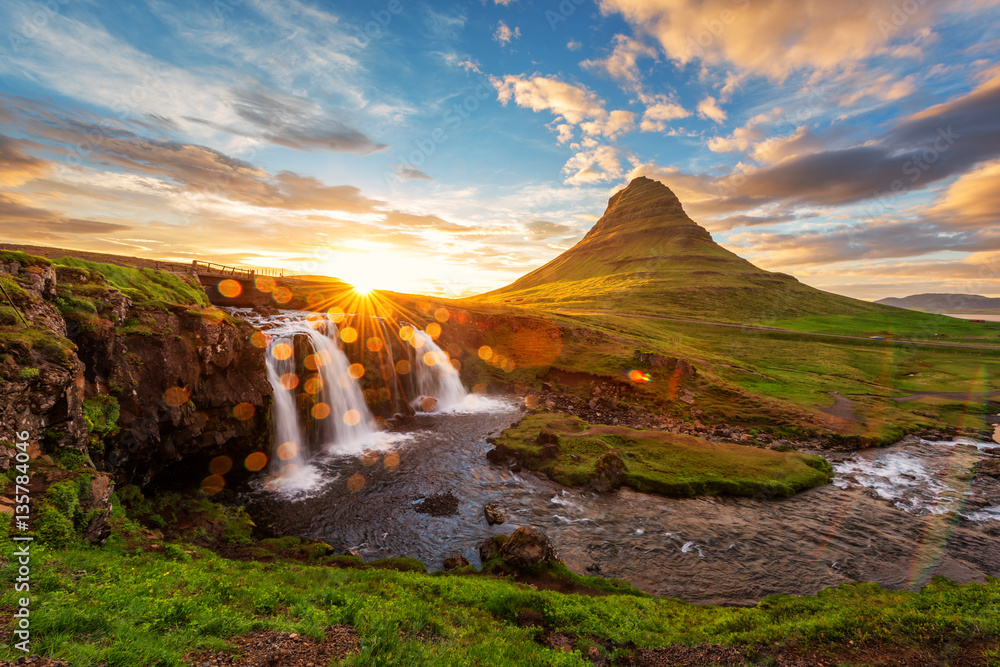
top-left (482, 177), bottom-right (884, 322)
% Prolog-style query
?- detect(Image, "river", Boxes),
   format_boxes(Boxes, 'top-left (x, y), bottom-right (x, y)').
top-left (245, 400), bottom-right (1000, 607)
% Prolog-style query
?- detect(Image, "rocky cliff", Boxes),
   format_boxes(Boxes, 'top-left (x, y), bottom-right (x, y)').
top-left (0, 251), bottom-right (271, 486)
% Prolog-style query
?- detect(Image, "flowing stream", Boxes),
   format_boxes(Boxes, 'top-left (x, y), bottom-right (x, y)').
top-left (242, 310), bottom-right (1000, 606)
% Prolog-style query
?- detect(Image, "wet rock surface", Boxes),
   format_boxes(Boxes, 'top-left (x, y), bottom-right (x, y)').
top-left (499, 526), bottom-right (558, 568)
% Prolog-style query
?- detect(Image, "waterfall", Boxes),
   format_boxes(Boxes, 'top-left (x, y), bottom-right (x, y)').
top-left (259, 312), bottom-right (476, 485)
top-left (301, 322), bottom-right (375, 450)
top-left (265, 335), bottom-right (305, 469)
top-left (410, 330), bottom-right (469, 412)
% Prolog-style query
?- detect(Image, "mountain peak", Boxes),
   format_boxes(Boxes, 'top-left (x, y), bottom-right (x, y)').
top-left (581, 176), bottom-right (709, 245)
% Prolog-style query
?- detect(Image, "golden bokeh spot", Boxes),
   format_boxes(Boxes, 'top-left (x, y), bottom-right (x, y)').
top-left (399, 325), bottom-right (414, 341)
top-left (276, 441), bottom-right (299, 461)
top-left (250, 331), bottom-right (268, 348)
top-left (472, 383), bottom-right (487, 395)
top-left (366, 337), bottom-right (384, 352)
top-left (272, 286), bottom-right (293, 304)
top-left (255, 276), bottom-right (276, 293)
top-left (281, 463), bottom-right (301, 478)
top-left (384, 452), bottom-right (400, 470)
top-left (425, 322), bottom-right (442, 339)
top-left (478, 345), bottom-right (492, 360)
top-left (305, 312), bottom-right (325, 329)
top-left (200, 306), bottom-right (225, 325)
top-left (348, 363), bottom-right (365, 379)
top-left (245, 451), bottom-right (268, 471)
top-left (420, 396), bottom-right (438, 412)
top-left (347, 472), bottom-right (365, 492)
top-left (312, 402), bottom-right (331, 419)
top-left (271, 342), bottom-right (293, 361)
top-left (422, 351), bottom-right (438, 367)
top-left (209, 455), bottom-right (233, 475)
top-left (343, 409), bottom-right (362, 426)
top-left (271, 286), bottom-right (292, 304)
top-left (304, 377), bottom-right (323, 395)
top-left (233, 402), bottom-right (255, 421)
top-left (524, 395), bottom-right (540, 409)
top-left (360, 450), bottom-right (379, 466)
top-left (417, 301), bottom-right (432, 314)
top-left (434, 307), bottom-right (450, 322)
top-left (340, 326), bottom-right (358, 344)
top-left (307, 290), bottom-right (326, 308)
top-left (218, 279), bottom-right (242, 298)
top-left (395, 359), bottom-right (411, 375)
top-left (163, 386), bottom-right (189, 407)
top-left (410, 335), bottom-right (425, 349)
top-left (337, 372), bottom-right (353, 388)
top-left (378, 387), bottom-right (392, 402)
top-left (280, 372), bottom-right (299, 390)
top-left (327, 306), bottom-right (345, 323)
top-left (450, 358), bottom-right (461, 371)
top-left (201, 474), bottom-right (225, 495)
top-left (304, 354), bottom-right (321, 371)
top-left (264, 473), bottom-right (282, 492)
top-left (503, 359), bottom-right (516, 372)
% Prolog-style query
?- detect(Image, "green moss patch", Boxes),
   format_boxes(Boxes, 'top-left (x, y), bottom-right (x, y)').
top-left (53, 256), bottom-right (209, 308)
top-left (491, 413), bottom-right (832, 498)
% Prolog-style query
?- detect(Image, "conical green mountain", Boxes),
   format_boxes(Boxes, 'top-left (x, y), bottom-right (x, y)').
top-left (479, 176), bottom-right (883, 322)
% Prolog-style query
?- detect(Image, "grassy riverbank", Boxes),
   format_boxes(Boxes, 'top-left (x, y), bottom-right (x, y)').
top-left (489, 413), bottom-right (832, 497)
top-left (2, 514), bottom-right (999, 666)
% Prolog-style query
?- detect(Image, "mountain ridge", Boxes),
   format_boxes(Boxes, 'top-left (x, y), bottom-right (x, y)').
top-left (876, 293), bottom-right (1000, 313)
top-left (476, 177), bottom-right (884, 323)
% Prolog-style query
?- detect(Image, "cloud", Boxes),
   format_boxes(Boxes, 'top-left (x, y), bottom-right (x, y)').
top-left (926, 159), bottom-right (1000, 229)
top-left (563, 145), bottom-right (624, 185)
top-left (581, 34), bottom-right (657, 94)
top-left (696, 96), bottom-right (727, 123)
top-left (491, 74), bottom-right (637, 140)
top-left (597, 0), bottom-right (972, 80)
top-left (524, 220), bottom-right (574, 240)
top-left (567, 40), bottom-right (583, 51)
top-left (0, 135), bottom-right (49, 186)
top-left (390, 164), bottom-right (434, 181)
top-left (639, 101), bottom-right (690, 132)
top-left (493, 20), bottom-right (521, 46)
top-left (0, 192), bottom-right (131, 240)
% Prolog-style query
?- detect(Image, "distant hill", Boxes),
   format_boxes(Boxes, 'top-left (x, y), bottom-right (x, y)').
top-left (476, 177), bottom-right (886, 322)
top-left (876, 293), bottom-right (1000, 314)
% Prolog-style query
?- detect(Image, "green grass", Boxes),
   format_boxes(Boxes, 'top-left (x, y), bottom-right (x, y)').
top-left (490, 413), bottom-right (832, 498)
top-left (2, 523), bottom-right (999, 666)
top-left (765, 311), bottom-right (1000, 346)
top-left (53, 256), bottom-right (209, 308)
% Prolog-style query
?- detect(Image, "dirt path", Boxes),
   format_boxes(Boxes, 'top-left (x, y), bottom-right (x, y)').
top-left (820, 392), bottom-right (860, 421)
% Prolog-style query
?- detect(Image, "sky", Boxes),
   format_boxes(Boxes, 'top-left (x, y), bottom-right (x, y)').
top-left (0, 0), bottom-right (999, 299)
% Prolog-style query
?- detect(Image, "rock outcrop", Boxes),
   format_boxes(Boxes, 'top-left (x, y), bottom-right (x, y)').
top-left (499, 526), bottom-right (558, 568)
top-left (0, 253), bottom-right (271, 486)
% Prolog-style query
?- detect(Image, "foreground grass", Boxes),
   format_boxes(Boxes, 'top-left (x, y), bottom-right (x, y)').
top-left (52, 256), bottom-right (209, 308)
top-left (2, 524), bottom-right (1000, 666)
top-left (491, 413), bottom-right (832, 497)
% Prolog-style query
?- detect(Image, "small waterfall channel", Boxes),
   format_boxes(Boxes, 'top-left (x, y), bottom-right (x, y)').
top-left (258, 312), bottom-right (472, 491)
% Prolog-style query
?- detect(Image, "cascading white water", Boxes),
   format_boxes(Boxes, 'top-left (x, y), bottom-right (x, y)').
top-left (301, 322), bottom-right (375, 450)
top-left (265, 335), bottom-right (305, 468)
top-left (410, 330), bottom-right (469, 411)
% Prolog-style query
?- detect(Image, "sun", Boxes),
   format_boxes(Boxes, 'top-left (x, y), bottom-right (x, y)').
top-left (349, 278), bottom-right (375, 295)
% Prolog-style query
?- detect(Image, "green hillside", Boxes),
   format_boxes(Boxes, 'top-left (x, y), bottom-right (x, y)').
top-left (477, 177), bottom-right (885, 323)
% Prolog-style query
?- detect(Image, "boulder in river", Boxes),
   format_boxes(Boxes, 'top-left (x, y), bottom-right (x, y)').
top-left (499, 526), bottom-right (557, 568)
top-left (590, 449), bottom-right (626, 493)
top-left (479, 534), bottom-right (508, 563)
top-left (442, 554), bottom-right (470, 570)
top-left (484, 503), bottom-right (508, 525)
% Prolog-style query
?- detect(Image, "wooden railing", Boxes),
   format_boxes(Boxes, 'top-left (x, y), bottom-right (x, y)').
top-left (192, 261), bottom-right (285, 279)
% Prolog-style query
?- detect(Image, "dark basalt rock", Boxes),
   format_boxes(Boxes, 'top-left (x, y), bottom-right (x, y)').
top-left (484, 502), bottom-right (508, 525)
top-left (442, 554), bottom-right (469, 570)
top-left (499, 526), bottom-right (557, 568)
top-left (590, 449), bottom-right (626, 493)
